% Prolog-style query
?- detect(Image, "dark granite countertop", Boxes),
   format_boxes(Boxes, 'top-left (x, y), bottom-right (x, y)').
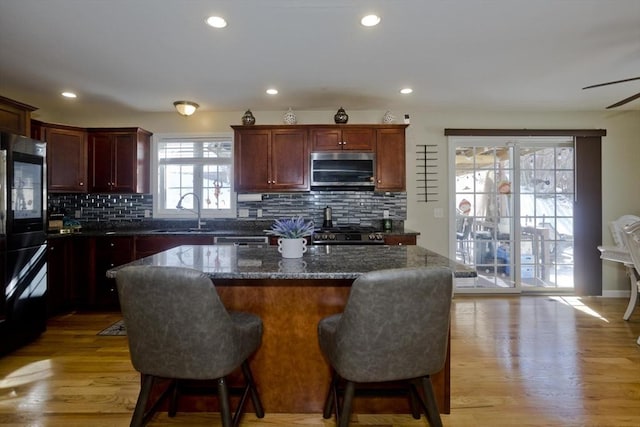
top-left (106, 244), bottom-right (475, 280)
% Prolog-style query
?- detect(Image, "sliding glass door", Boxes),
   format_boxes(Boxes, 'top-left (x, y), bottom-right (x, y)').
top-left (451, 137), bottom-right (575, 293)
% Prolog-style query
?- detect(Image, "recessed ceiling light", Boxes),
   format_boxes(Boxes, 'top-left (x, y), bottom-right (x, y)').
top-left (361, 14), bottom-right (381, 27)
top-left (400, 88), bottom-right (413, 95)
top-left (61, 91), bottom-right (77, 98)
top-left (206, 16), bottom-right (227, 28)
top-left (266, 88), bottom-right (278, 95)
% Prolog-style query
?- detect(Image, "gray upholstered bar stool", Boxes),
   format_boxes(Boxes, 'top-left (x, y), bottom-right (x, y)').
top-left (115, 265), bottom-right (264, 427)
top-left (318, 267), bottom-right (453, 427)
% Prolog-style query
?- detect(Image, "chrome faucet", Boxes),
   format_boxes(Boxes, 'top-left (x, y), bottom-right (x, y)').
top-left (176, 192), bottom-right (204, 229)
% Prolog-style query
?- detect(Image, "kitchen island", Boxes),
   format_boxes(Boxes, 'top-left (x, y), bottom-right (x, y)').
top-left (108, 245), bottom-right (474, 414)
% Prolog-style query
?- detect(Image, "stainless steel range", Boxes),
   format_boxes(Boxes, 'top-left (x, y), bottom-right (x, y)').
top-left (312, 226), bottom-right (385, 245)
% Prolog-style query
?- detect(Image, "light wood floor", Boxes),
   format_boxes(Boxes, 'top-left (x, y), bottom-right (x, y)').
top-left (1, 296), bottom-right (639, 426)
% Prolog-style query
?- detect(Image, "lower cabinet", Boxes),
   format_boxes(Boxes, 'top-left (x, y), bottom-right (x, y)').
top-left (384, 234), bottom-right (417, 246)
top-left (50, 234), bottom-right (218, 311)
top-left (90, 236), bottom-right (134, 309)
top-left (47, 238), bottom-right (75, 316)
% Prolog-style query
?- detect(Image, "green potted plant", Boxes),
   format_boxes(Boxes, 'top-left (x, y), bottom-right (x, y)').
top-left (265, 217), bottom-right (314, 258)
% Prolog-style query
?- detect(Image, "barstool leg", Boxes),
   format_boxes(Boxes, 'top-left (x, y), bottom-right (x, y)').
top-left (241, 360), bottom-right (264, 418)
top-left (338, 381), bottom-right (355, 427)
top-left (130, 374), bottom-right (154, 427)
top-left (421, 376), bottom-right (443, 427)
top-left (217, 377), bottom-right (233, 427)
top-left (323, 373), bottom-right (338, 419)
top-left (408, 381), bottom-right (421, 419)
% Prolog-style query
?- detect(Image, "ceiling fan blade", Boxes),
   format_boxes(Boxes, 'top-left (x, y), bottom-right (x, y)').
top-left (606, 91), bottom-right (640, 109)
top-left (583, 76), bottom-right (640, 90)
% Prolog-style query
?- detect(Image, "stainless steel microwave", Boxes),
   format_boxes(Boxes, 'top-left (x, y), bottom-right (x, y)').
top-left (310, 152), bottom-right (375, 190)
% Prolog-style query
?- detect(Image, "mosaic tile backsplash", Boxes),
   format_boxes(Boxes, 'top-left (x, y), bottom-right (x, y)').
top-left (48, 191), bottom-right (406, 229)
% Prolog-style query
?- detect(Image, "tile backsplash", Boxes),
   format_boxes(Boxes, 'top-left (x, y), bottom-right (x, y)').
top-left (48, 191), bottom-right (406, 229)
top-left (248, 191), bottom-right (406, 227)
top-left (49, 193), bottom-right (152, 222)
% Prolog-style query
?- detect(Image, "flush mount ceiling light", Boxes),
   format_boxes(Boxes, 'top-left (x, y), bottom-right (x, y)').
top-left (266, 88), bottom-right (278, 95)
top-left (400, 88), bottom-right (413, 94)
top-left (206, 16), bottom-right (227, 28)
top-left (61, 91), bottom-right (77, 98)
top-left (173, 101), bottom-right (199, 116)
top-left (360, 14), bottom-right (381, 27)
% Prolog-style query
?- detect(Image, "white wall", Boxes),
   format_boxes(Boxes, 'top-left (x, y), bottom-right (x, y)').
top-left (33, 107), bottom-right (640, 292)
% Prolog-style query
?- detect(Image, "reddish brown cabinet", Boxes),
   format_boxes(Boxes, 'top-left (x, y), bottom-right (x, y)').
top-left (47, 238), bottom-right (76, 316)
top-left (310, 126), bottom-right (375, 152)
top-left (233, 126), bottom-right (308, 191)
top-left (375, 127), bottom-right (407, 191)
top-left (32, 121), bottom-right (87, 193)
top-left (0, 95), bottom-right (37, 136)
top-left (233, 124), bottom-right (407, 193)
top-left (90, 236), bottom-right (134, 309)
top-left (384, 234), bottom-right (417, 245)
top-left (88, 128), bottom-right (151, 193)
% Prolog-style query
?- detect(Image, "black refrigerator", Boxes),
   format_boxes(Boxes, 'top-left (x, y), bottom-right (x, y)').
top-left (0, 132), bottom-right (47, 356)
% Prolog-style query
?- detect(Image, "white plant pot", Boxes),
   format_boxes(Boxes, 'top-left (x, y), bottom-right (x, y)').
top-left (278, 238), bottom-right (307, 258)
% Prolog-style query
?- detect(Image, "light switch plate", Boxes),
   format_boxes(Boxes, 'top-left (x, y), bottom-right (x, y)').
top-left (239, 208), bottom-right (249, 218)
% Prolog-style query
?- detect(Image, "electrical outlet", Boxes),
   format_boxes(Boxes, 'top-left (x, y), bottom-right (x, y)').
top-left (434, 208), bottom-right (444, 218)
top-left (239, 209), bottom-right (249, 218)
top-left (144, 209), bottom-right (151, 218)
top-left (75, 210), bottom-right (82, 219)
top-left (257, 208), bottom-right (263, 218)
top-left (383, 210), bottom-right (390, 219)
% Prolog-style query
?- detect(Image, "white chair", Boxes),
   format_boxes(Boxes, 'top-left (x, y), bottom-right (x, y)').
top-left (621, 220), bottom-right (640, 346)
top-left (598, 215), bottom-right (640, 320)
top-left (610, 215), bottom-right (640, 248)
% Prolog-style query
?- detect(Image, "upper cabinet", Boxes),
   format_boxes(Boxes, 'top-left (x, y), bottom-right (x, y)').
top-left (310, 126), bottom-right (375, 152)
top-left (233, 124), bottom-right (407, 192)
top-left (88, 128), bottom-right (152, 193)
top-left (233, 126), bottom-right (309, 191)
top-left (375, 127), bottom-right (407, 191)
top-left (32, 121), bottom-right (88, 193)
top-left (0, 95), bottom-right (37, 136)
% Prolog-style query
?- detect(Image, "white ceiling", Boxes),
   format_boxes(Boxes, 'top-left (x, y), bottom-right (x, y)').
top-left (1, 0), bottom-right (639, 117)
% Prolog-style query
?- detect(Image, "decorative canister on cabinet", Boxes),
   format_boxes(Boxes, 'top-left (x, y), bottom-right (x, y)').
top-left (283, 108), bottom-right (297, 125)
top-left (242, 109), bottom-right (256, 125)
top-left (334, 107), bottom-right (349, 124)
top-left (382, 110), bottom-right (395, 124)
